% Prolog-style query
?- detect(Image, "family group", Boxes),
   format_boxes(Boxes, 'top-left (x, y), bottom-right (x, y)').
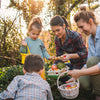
top-left (0, 7), bottom-right (100, 100)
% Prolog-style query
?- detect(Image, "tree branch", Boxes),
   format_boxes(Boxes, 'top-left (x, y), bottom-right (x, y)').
top-left (0, 12), bottom-right (22, 45)
top-left (64, 0), bottom-right (85, 17)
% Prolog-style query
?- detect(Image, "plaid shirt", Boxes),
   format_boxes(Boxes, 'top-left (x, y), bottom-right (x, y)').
top-left (55, 29), bottom-right (88, 69)
top-left (0, 73), bottom-right (53, 100)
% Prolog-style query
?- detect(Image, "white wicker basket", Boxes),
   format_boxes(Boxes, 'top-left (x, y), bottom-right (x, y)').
top-left (57, 71), bottom-right (79, 99)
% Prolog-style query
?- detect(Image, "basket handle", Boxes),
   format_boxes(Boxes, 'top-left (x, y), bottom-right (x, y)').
top-left (27, 46), bottom-right (30, 54)
top-left (24, 38), bottom-right (30, 54)
top-left (57, 71), bottom-right (79, 88)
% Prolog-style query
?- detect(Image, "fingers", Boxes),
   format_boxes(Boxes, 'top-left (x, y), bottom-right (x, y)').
top-left (50, 56), bottom-right (63, 60)
top-left (60, 54), bottom-right (69, 62)
top-left (68, 70), bottom-right (80, 80)
top-left (49, 56), bottom-right (56, 60)
top-left (21, 40), bottom-right (27, 46)
top-left (66, 79), bottom-right (73, 83)
top-left (67, 70), bottom-right (72, 76)
top-left (66, 78), bottom-right (75, 83)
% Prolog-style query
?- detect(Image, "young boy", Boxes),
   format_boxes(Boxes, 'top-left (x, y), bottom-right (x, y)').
top-left (0, 54), bottom-right (53, 100)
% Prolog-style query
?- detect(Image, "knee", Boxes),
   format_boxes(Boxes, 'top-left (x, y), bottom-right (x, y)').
top-left (79, 76), bottom-right (91, 91)
top-left (87, 57), bottom-right (100, 68)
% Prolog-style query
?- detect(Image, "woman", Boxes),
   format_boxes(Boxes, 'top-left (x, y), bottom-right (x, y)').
top-left (50, 15), bottom-right (87, 70)
top-left (68, 9), bottom-right (100, 100)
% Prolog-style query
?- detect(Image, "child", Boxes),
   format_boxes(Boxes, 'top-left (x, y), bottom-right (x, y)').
top-left (0, 54), bottom-right (53, 100)
top-left (20, 17), bottom-right (52, 80)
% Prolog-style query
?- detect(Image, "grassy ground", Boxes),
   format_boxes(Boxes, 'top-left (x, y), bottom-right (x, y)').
top-left (51, 86), bottom-right (95, 100)
top-left (4, 89), bottom-right (95, 100)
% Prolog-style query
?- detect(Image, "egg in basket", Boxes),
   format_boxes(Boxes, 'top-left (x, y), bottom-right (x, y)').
top-left (47, 61), bottom-right (69, 79)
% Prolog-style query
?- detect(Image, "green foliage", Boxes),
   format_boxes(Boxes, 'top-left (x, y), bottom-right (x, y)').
top-left (0, 16), bottom-right (22, 67)
top-left (91, 4), bottom-right (99, 10)
top-left (48, 30), bottom-right (56, 54)
top-left (46, 30), bottom-right (56, 65)
top-left (57, 62), bottom-right (66, 69)
top-left (49, 0), bottom-right (86, 17)
top-left (48, 0), bottom-right (100, 23)
top-left (0, 65), bottom-right (23, 92)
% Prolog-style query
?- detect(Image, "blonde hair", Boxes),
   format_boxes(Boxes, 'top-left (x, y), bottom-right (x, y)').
top-left (74, 10), bottom-right (97, 25)
top-left (28, 17), bottom-right (43, 33)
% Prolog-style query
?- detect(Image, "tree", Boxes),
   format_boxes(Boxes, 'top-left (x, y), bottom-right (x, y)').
top-left (0, 14), bottom-right (23, 67)
top-left (49, 0), bottom-right (86, 17)
top-left (49, 0), bottom-right (100, 19)
top-left (8, 0), bottom-right (44, 25)
top-left (0, 0), bottom-right (45, 67)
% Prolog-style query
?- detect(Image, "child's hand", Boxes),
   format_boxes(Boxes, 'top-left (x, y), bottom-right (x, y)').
top-left (21, 40), bottom-right (27, 47)
top-left (49, 56), bottom-right (56, 60)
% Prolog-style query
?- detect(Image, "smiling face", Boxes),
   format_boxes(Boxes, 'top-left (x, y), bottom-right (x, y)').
top-left (29, 25), bottom-right (40, 40)
top-left (76, 19), bottom-right (92, 36)
top-left (51, 24), bottom-right (66, 39)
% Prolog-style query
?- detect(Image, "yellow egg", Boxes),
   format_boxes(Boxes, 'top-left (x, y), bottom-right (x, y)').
top-left (71, 85), bottom-right (77, 88)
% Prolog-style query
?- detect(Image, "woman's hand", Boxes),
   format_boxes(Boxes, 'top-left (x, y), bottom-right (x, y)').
top-left (66, 77), bottom-right (76, 83)
top-left (21, 40), bottom-right (27, 47)
top-left (67, 70), bottom-right (81, 80)
top-left (66, 70), bottom-right (81, 83)
top-left (60, 54), bottom-right (71, 62)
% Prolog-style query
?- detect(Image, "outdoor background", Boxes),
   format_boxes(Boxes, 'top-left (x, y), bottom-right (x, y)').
top-left (0, 0), bottom-right (100, 100)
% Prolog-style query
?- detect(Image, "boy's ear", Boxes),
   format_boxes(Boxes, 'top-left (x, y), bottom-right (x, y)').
top-left (23, 68), bottom-right (26, 74)
top-left (89, 18), bottom-right (93, 25)
top-left (39, 69), bottom-right (44, 75)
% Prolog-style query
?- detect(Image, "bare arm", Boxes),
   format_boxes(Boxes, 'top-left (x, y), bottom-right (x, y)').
top-left (68, 65), bottom-right (100, 80)
top-left (79, 65), bottom-right (100, 75)
top-left (61, 53), bottom-right (80, 62)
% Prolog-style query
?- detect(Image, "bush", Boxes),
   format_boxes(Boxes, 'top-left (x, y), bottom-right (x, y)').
top-left (0, 65), bottom-right (23, 92)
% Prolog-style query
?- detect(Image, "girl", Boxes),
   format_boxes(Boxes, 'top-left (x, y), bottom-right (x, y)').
top-left (20, 17), bottom-right (52, 80)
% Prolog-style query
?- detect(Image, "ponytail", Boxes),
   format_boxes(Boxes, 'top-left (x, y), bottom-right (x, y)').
top-left (61, 16), bottom-right (68, 28)
top-left (50, 15), bottom-right (69, 28)
top-left (28, 17), bottom-right (42, 32)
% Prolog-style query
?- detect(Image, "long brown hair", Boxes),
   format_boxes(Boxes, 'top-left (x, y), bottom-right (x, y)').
top-left (50, 15), bottom-right (68, 28)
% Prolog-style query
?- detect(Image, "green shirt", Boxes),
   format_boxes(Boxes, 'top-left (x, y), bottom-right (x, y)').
top-left (20, 37), bottom-right (50, 62)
